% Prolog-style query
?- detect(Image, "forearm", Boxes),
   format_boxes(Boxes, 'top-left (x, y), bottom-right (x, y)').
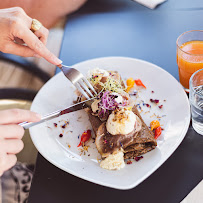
top-left (0, 0), bottom-right (87, 28)
top-left (0, 0), bottom-right (32, 13)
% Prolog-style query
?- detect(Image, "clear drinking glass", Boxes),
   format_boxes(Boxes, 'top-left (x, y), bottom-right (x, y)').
top-left (177, 30), bottom-right (203, 92)
top-left (189, 68), bottom-right (203, 135)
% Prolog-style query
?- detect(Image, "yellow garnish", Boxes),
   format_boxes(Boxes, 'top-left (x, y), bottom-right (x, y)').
top-left (150, 120), bottom-right (160, 131)
top-left (126, 86), bottom-right (132, 93)
top-left (126, 78), bottom-right (135, 87)
top-left (126, 77), bottom-right (135, 93)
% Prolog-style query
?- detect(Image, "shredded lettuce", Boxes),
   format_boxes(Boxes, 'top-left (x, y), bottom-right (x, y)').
top-left (103, 77), bottom-right (124, 93)
top-left (88, 69), bottom-right (125, 93)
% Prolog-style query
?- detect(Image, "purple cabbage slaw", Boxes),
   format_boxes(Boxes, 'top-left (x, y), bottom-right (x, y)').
top-left (97, 91), bottom-right (127, 119)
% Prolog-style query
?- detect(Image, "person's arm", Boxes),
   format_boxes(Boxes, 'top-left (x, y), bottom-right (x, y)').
top-left (0, 0), bottom-right (87, 28)
top-left (0, 7), bottom-right (62, 65)
top-left (0, 109), bottom-right (41, 176)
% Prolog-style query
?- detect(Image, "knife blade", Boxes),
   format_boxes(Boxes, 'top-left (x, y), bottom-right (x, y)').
top-left (19, 97), bottom-right (95, 129)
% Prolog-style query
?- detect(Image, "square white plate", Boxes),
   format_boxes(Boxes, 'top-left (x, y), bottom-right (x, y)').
top-left (30, 57), bottom-right (190, 190)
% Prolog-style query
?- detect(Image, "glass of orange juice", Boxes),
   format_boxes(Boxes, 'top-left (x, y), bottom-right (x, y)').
top-left (177, 30), bottom-right (203, 92)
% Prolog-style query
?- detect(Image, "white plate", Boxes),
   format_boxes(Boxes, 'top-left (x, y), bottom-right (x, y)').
top-left (30, 57), bottom-right (190, 190)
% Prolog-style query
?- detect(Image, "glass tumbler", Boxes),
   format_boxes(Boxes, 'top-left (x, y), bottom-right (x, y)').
top-left (177, 30), bottom-right (203, 92)
top-left (189, 68), bottom-right (203, 135)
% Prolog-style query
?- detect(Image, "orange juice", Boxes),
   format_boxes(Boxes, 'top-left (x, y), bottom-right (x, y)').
top-left (177, 40), bottom-right (203, 89)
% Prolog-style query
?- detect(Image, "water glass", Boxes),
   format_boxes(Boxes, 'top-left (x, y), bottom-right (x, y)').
top-left (189, 68), bottom-right (203, 135)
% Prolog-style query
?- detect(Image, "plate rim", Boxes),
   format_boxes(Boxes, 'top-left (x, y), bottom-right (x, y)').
top-left (30, 56), bottom-right (191, 190)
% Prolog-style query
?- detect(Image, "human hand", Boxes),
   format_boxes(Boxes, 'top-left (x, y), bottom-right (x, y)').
top-left (0, 7), bottom-right (62, 65)
top-left (0, 109), bottom-right (41, 176)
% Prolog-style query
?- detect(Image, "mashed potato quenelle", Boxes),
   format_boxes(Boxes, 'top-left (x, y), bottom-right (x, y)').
top-left (100, 151), bottom-right (125, 170)
top-left (106, 109), bottom-right (141, 135)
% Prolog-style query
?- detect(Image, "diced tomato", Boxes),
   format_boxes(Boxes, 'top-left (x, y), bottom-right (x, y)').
top-left (134, 79), bottom-right (146, 88)
top-left (154, 127), bottom-right (162, 139)
top-left (77, 130), bottom-right (91, 147)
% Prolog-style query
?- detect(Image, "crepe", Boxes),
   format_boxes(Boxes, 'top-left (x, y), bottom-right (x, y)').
top-left (81, 69), bottom-right (157, 163)
top-left (86, 105), bottom-right (157, 159)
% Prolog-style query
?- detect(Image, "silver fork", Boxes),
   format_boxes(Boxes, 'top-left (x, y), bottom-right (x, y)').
top-left (58, 64), bottom-right (97, 99)
top-left (19, 64), bottom-right (97, 129)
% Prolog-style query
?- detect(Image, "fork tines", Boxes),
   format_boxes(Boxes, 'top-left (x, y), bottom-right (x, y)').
top-left (76, 77), bottom-right (97, 99)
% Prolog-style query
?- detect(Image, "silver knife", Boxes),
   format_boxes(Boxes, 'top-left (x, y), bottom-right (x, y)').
top-left (19, 97), bottom-right (95, 129)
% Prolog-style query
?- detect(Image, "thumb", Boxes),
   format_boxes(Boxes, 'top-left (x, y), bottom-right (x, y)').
top-left (0, 109), bottom-right (41, 125)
